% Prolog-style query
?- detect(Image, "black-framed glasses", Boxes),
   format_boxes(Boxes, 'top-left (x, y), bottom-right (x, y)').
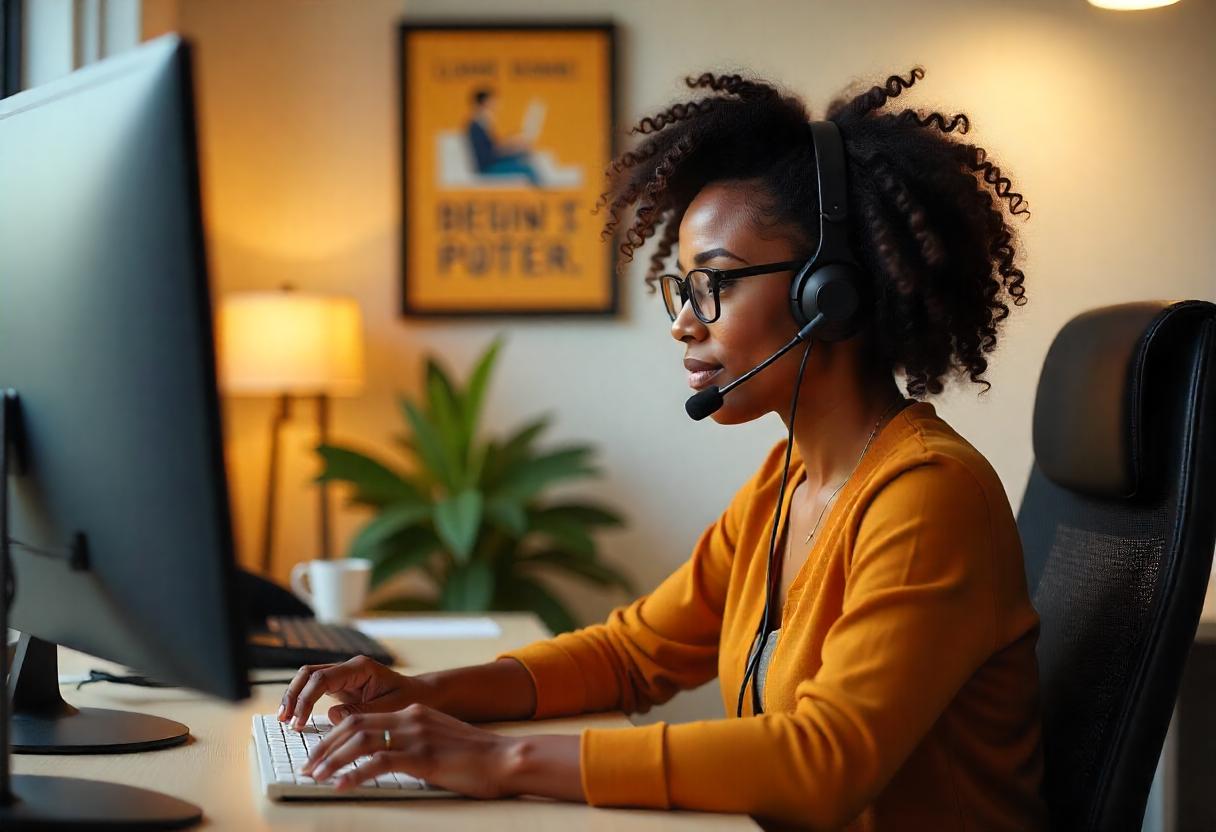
top-left (659, 260), bottom-right (804, 323)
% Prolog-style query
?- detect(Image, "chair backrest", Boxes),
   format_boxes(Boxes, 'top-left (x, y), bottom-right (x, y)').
top-left (1018, 300), bottom-right (1216, 831)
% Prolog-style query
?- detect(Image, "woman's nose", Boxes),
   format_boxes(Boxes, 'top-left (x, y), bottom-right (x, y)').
top-left (670, 300), bottom-right (708, 343)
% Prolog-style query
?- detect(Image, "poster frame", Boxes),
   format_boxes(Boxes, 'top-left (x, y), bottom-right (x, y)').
top-left (397, 20), bottom-right (620, 318)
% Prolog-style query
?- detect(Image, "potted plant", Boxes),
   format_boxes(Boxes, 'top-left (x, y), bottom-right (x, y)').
top-left (315, 337), bottom-right (635, 634)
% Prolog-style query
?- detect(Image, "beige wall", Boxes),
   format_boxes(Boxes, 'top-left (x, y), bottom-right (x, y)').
top-left (153, 0), bottom-right (1215, 725)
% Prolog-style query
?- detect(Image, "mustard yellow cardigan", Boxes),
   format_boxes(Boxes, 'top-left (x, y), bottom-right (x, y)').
top-left (499, 400), bottom-right (1048, 831)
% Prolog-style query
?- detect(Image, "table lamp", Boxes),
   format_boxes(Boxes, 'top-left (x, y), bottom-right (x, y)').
top-left (1086, 0), bottom-right (1180, 7)
top-left (218, 286), bottom-right (365, 574)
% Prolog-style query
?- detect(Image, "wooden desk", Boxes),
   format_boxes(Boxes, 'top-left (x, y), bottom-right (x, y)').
top-left (12, 612), bottom-right (756, 830)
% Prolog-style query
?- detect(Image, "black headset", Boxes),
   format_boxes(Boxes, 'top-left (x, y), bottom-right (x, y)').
top-left (736, 119), bottom-right (867, 717)
top-left (788, 121), bottom-right (868, 339)
top-left (684, 121), bottom-right (869, 423)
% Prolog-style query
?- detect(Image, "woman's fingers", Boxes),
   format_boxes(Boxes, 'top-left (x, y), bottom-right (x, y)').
top-left (278, 663), bottom-right (333, 724)
top-left (303, 711), bottom-right (377, 772)
top-left (291, 665), bottom-right (356, 730)
top-left (284, 655), bottom-right (396, 729)
top-left (290, 659), bottom-right (374, 730)
top-left (333, 751), bottom-right (407, 791)
top-left (310, 726), bottom-right (383, 781)
top-left (327, 702), bottom-right (359, 724)
top-left (304, 712), bottom-right (390, 777)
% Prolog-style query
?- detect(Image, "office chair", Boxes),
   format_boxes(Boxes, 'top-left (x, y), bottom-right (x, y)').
top-left (1018, 299), bottom-right (1216, 831)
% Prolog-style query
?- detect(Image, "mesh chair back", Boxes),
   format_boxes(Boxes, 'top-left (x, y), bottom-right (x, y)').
top-left (1018, 300), bottom-right (1216, 831)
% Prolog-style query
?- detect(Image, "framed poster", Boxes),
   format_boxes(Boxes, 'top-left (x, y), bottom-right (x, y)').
top-left (398, 21), bottom-right (618, 317)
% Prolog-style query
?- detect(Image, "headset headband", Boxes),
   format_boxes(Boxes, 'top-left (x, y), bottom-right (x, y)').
top-left (807, 120), bottom-right (855, 265)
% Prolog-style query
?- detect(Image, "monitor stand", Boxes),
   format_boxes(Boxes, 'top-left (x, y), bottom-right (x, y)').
top-left (2, 388), bottom-right (203, 827)
top-left (9, 634), bottom-right (189, 754)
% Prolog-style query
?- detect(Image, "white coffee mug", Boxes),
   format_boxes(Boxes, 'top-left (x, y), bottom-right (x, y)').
top-left (290, 558), bottom-right (372, 624)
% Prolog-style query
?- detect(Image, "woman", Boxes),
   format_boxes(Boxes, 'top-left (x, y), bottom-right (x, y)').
top-left (279, 67), bottom-right (1046, 831)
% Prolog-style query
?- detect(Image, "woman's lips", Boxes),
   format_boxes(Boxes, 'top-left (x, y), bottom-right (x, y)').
top-left (684, 358), bottom-right (723, 390)
top-left (687, 366), bottom-right (723, 390)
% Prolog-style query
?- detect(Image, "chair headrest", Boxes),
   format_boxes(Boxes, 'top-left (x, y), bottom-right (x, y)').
top-left (1032, 300), bottom-right (1202, 499)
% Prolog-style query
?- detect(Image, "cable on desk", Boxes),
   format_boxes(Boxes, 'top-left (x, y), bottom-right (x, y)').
top-left (76, 669), bottom-right (295, 690)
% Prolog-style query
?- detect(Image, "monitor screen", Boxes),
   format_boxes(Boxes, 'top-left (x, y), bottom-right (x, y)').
top-left (0, 36), bottom-right (248, 702)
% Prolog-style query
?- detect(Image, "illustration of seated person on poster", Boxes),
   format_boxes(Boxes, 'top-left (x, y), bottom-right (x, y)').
top-left (465, 87), bottom-right (546, 187)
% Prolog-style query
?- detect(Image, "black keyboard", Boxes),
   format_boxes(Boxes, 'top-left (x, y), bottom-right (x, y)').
top-left (247, 616), bottom-right (396, 668)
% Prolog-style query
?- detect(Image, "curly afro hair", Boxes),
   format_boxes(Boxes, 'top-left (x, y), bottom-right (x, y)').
top-left (592, 67), bottom-right (1029, 398)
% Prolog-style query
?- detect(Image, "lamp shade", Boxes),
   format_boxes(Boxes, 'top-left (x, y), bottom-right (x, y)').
top-left (219, 290), bottom-right (365, 396)
top-left (1087, 0), bottom-right (1180, 8)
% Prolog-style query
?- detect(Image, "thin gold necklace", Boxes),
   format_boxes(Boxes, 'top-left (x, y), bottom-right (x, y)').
top-left (795, 397), bottom-right (909, 548)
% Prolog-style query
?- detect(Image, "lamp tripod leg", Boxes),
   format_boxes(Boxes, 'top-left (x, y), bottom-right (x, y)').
top-left (260, 394), bottom-right (290, 576)
top-left (317, 393), bottom-right (332, 560)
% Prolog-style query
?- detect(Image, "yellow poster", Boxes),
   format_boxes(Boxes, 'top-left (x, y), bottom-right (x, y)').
top-left (398, 22), bottom-right (618, 316)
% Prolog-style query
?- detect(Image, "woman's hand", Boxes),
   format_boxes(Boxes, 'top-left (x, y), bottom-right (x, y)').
top-left (279, 655), bottom-right (434, 730)
top-left (299, 704), bottom-right (520, 798)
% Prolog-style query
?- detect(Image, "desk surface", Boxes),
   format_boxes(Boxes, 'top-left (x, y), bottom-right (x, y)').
top-left (14, 612), bottom-right (756, 830)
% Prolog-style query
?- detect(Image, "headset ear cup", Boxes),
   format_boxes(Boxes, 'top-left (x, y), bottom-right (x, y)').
top-left (788, 262), bottom-right (813, 328)
top-left (796, 265), bottom-right (863, 341)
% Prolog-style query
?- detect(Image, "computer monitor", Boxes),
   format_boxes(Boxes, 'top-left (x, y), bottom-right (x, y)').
top-left (0, 35), bottom-right (248, 827)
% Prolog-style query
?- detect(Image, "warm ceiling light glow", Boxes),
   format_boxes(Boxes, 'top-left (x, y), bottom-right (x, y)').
top-left (1087, 0), bottom-right (1181, 9)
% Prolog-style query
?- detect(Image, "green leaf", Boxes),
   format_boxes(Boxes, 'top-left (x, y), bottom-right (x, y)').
top-left (481, 414), bottom-right (551, 488)
top-left (485, 496), bottom-right (527, 537)
top-left (314, 445), bottom-right (425, 507)
top-left (493, 446), bottom-right (598, 503)
top-left (526, 507), bottom-right (596, 557)
top-left (399, 396), bottom-right (456, 490)
top-left (534, 502), bottom-right (625, 528)
top-left (476, 440), bottom-right (502, 490)
top-left (352, 521), bottom-right (441, 587)
top-left (520, 550), bottom-right (637, 594)
top-left (370, 595), bottom-right (440, 612)
top-left (507, 412), bottom-right (551, 445)
top-left (372, 545), bottom-right (438, 587)
top-left (433, 490), bottom-right (483, 563)
top-left (349, 503), bottom-right (433, 561)
top-left (500, 414), bottom-right (551, 459)
top-left (426, 359), bottom-right (467, 470)
top-left (440, 560), bottom-right (494, 611)
top-left (465, 437), bottom-right (489, 491)
top-left (425, 357), bottom-right (461, 417)
top-left (462, 337), bottom-right (503, 444)
top-left (496, 575), bottom-right (578, 634)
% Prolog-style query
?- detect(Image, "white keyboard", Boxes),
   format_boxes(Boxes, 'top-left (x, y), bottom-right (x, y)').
top-left (251, 714), bottom-right (456, 800)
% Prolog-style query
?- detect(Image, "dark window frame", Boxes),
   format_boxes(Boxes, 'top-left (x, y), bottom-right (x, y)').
top-left (1, 0), bottom-right (22, 98)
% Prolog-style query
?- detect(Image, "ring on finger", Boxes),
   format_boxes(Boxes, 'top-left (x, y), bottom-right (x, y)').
top-left (383, 729), bottom-right (391, 751)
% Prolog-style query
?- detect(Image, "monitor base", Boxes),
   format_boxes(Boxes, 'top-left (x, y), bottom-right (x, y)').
top-left (9, 634), bottom-right (189, 754)
top-left (12, 708), bottom-right (189, 755)
top-left (0, 774), bottom-right (201, 829)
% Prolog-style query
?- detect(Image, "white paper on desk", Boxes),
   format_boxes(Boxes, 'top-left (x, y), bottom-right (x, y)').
top-left (353, 616), bottom-right (502, 639)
